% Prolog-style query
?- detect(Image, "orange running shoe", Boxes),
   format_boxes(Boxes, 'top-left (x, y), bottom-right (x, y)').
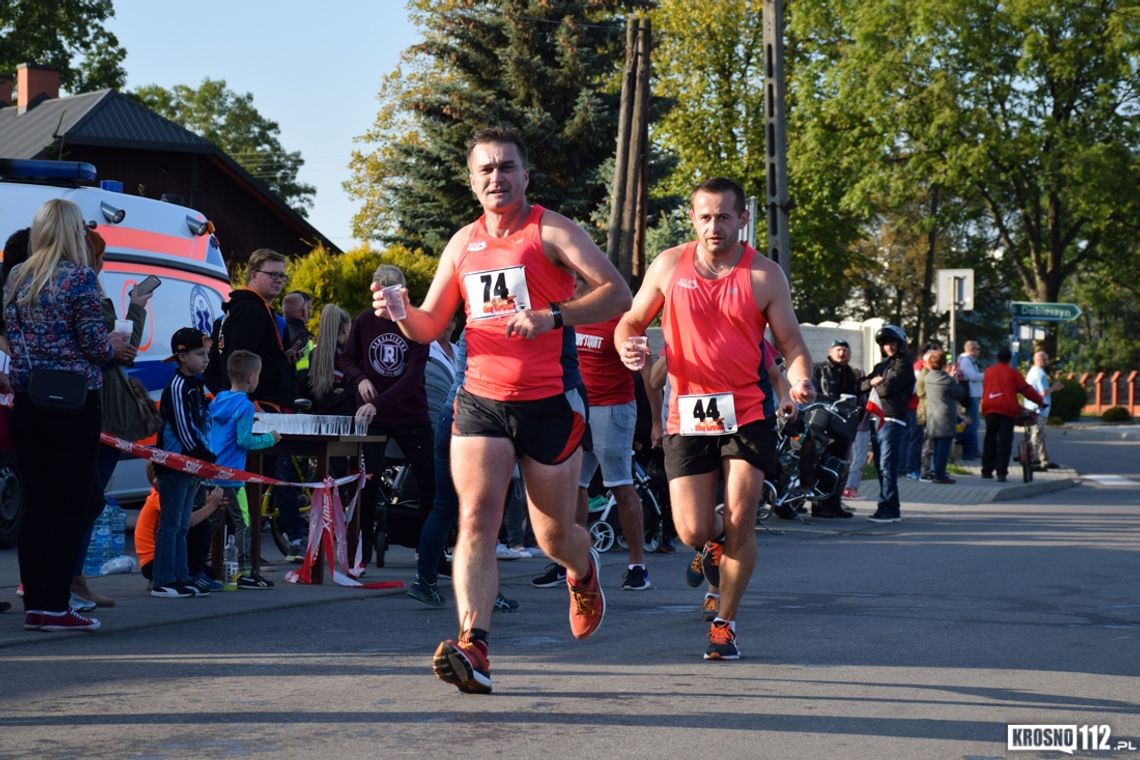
top-left (433, 614), bottom-right (492, 694)
top-left (701, 594), bottom-right (720, 622)
top-left (704, 620), bottom-right (740, 660)
top-left (702, 538), bottom-right (725, 587)
top-left (567, 548), bottom-right (606, 639)
top-left (685, 550), bottom-right (705, 587)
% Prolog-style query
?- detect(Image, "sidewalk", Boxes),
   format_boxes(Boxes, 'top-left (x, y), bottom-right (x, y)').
top-left (0, 463), bottom-right (1079, 649)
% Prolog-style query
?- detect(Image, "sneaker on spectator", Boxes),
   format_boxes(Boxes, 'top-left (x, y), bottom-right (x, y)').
top-left (701, 594), bottom-right (720, 622)
top-left (905, 471), bottom-right (921, 481)
top-left (567, 548), bottom-right (605, 639)
top-left (621, 565), bottom-right (651, 591)
top-left (702, 538), bottom-right (725, 587)
top-left (655, 537), bottom-right (676, 554)
top-left (150, 582), bottom-right (194, 599)
top-left (433, 627), bottom-right (492, 694)
top-left (933, 476), bottom-right (957, 484)
top-left (703, 621), bottom-right (740, 660)
top-left (495, 543), bottom-right (529, 560)
top-left (866, 513), bottom-right (901, 524)
top-left (192, 573), bottom-right (225, 592)
top-left (237, 574), bottom-right (274, 590)
top-left (919, 473), bottom-right (935, 483)
top-left (508, 545), bottom-right (532, 559)
top-left (16, 583), bottom-right (23, 597)
top-left (186, 577), bottom-right (213, 596)
top-left (531, 562), bottom-right (566, 588)
top-left (69, 593), bottom-right (97, 613)
top-left (23, 611), bottom-right (43, 631)
top-left (685, 550), bottom-right (706, 587)
top-left (407, 576), bottom-right (445, 607)
top-left (841, 487), bottom-right (860, 499)
top-left (286, 540), bottom-right (306, 560)
top-left (437, 556), bottom-right (453, 579)
top-left (40, 609), bottom-right (101, 632)
top-left (494, 593), bottom-right (520, 613)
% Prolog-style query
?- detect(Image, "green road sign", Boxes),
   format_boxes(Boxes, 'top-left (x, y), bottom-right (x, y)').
top-left (1010, 301), bottom-right (1082, 322)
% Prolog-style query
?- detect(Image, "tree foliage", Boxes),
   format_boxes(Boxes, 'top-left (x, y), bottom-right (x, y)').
top-left (133, 78), bottom-right (316, 215)
top-left (0, 0), bottom-right (126, 93)
top-left (347, 0), bottom-right (647, 254)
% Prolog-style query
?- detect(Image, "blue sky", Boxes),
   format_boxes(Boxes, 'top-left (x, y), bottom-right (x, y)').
top-left (108, 0), bottom-right (422, 250)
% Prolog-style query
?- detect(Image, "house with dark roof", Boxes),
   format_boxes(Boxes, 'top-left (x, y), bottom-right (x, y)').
top-left (0, 64), bottom-right (340, 266)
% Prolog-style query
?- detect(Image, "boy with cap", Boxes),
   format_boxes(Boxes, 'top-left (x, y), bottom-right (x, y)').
top-left (152, 328), bottom-right (217, 599)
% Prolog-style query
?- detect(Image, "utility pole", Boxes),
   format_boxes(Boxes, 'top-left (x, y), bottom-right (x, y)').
top-left (763, 0), bottom-right (791, 279)
top-left (607, 16), bottom-right (651, 282)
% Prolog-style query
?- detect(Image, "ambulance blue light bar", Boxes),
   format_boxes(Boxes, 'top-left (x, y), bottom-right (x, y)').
top-left (0, 159), bottom-right (97, 182)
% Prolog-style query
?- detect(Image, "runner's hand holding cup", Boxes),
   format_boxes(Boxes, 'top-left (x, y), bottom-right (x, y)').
top-left (622, 336), bottom-right (649, 371)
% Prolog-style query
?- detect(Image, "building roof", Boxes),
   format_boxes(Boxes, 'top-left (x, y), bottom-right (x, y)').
top-left (0, 89), bottom-right (340, 253)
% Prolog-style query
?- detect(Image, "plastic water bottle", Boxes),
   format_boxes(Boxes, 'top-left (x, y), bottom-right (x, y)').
top-left (84, 506), bottom-right (112, 575)
top-left (107, 500), bottom-right (126, 559)
top-left (100, 555), bottom-right (137, 575)
top-left (223, 533), bottom-right (239, 591)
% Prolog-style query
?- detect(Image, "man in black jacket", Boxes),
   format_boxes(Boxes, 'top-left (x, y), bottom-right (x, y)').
top-left (863, 325), bottom-right (916, 523)
top-left (810, 339), bottom-right (859, 518)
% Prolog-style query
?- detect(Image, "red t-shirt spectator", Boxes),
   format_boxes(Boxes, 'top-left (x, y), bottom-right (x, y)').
top-left (576, 315), bottom-right (634, 406)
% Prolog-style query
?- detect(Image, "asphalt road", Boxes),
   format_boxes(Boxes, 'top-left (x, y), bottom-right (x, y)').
top-left (1, 427), bottom-right (1138, 760)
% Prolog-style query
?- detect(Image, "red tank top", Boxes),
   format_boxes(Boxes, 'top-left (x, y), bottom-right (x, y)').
top-left (456, 204), bottom-right (574, 401)
top-left (661, 242), bottom-right (768, 435)
top-left (576, 315), bottom-right (634, 406)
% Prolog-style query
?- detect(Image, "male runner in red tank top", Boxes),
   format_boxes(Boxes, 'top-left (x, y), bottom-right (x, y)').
top-left (617, 177), bottom-right (815, 660)
top-left (372, 127), bottom-right (631, 694)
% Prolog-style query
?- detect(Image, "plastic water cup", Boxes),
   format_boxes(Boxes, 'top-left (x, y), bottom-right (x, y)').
top-left (113, 319), bottom-right (132, 335)
top-left (627, 336), bottom-right (649, 370)
top-left (382, 285), bottom-right (407, 321)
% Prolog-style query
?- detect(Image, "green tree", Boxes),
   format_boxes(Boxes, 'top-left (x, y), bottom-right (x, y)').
top-left (0, 0), bottom-right (126, 93)
top-left (133, 78), bottom-right (315, 215)
top-left (347, 0), bottom-right (645, 253)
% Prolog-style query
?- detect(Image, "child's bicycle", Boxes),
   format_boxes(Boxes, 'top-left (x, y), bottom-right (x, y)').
top-left (1015, 409), bottom-right (1039, 484)
top-left (586, 459), bottom-right (664, 553)
top-left (260, 456), bottom-right (317, 557)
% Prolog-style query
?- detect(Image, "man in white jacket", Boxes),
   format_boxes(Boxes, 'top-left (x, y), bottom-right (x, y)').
top-left (956, 341), bottom-right (984, 460)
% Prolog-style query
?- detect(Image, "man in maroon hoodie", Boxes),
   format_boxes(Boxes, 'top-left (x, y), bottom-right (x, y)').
top-left (980, 348), bottom-right (1045, 482)
top-left (342, 264), bottom-right (435, 565)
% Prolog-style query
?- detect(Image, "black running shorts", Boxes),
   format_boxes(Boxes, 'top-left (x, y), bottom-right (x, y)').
top-left (663, 418), bottom-right (778, 478)
top-left (452, 386), bottom-right (586, 465)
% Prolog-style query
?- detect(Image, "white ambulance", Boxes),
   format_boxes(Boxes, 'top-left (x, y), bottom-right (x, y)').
top-left (0, 159), bottom-right (232, 543)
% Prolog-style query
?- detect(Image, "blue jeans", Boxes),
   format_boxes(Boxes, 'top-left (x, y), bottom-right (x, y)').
top-left (960, 396), bottom-right (981, 459)
top-left (872, 421), bottom-right (906, 517)
top-left (415, 409), bottom-right (458, 585)
top-left (154, 471), bottom-right (198, 585)
top-left (931, 436), bottom-right (952, 479)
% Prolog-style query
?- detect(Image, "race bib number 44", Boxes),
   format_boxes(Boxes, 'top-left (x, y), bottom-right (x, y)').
top-left (463, 265), bottom-right (531, 319)
top-left (679, 392), bottom-right (738, 436)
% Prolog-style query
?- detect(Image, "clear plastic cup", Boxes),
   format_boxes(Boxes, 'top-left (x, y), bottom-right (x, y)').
top-left (113, 319), bottom-right (133, 335)
top-left (626, 336), bottom-right (649, 370)
top-left (382, 285), bottom-right (406, 321)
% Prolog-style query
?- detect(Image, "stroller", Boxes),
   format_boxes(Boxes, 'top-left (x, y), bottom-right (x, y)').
top-left (586, 458), bottom-right (665, 553)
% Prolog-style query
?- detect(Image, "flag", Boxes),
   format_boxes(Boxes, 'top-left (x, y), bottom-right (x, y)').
top-left (865, 388), bottom-right (886, 431)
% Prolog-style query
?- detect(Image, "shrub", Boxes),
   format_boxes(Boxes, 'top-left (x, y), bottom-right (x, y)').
top-left (1100, 406), bottom-right (1133, 423)
top-left (1048, 378), bottom-right (1087, 422)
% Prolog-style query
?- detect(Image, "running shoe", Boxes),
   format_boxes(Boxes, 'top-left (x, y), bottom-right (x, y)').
top-left (494, 593), bottom-right (519, 613)
top-left (150, 582), bottom-right (194, 598)
top-left (185, 577), bottom-right (213, 596)
top-left (407, 576), bottom-right (445, 607)
top-left (531, 562), bottom-right (567, 588)
top-left (567, 548), bottom-right (605, 639)
top-left (701, 594), bottom-right (720, 622)
top-left (621, 566), bottom-right (650, 591)
top-left (685, 550), bottom-right (705, 587)
top-left (237, 574), bottom-right (275, 590)
top-left (702, 538), bottom-right (725, 587)
top-left (703, 620), bottom-right (739, 660)
top-left (39, 609), bottom-right (102, 632)
top-left (433, 627), bottom-right (492, 694)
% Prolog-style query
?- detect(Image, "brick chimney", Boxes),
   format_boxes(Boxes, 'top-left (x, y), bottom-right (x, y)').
top-left (17, 63), bottom-right (60, 114)
top-left (0, 75), bottom-right (12, 107)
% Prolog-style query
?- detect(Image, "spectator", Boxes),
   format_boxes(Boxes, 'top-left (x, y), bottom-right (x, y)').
top-left (863, 324), bottom-right (915, 523)
top-left (282, 290), bottom-right (314, 374)
top-left (811, 338), bottom-right (859, 518)
top-left (921, 350), bottom-right (963, 484)
top-left (981, 348), bottom-right (1045, 482)
top-left (424, 313), bottom-right (459, 427)
top-left (956, 340), bottom-right (984, 459)
top-left (342, 264), bottom-right (435, 566)
top-left (1022, 350), bottom-right (1063, 471)
top-left (3, 199), bottom-right (131, 631)
top-left (136, 464), bottom-right (225, 585)
top-left (302, 304), bottom-right (355, 415)
top-left (905, 340), bottom-right (941, 479)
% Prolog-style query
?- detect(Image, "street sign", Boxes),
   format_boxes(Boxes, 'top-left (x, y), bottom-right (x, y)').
top-left (1010, 302), bottom-right (1082, 322)
top-left (936, 269), bottom-right (974, 312)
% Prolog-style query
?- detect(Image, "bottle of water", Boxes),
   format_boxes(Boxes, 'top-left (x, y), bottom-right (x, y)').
top-left (100, 555), bottom-right (137, 575)
top-left (107, 499), bottom-right (126, 560)
top-left (223, 533), bottom-right (239, 591)
top-left (84, 506), bottom-right (112, 575)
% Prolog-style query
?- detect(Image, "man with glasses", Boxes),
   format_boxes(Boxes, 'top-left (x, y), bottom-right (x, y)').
top-left (213, 248), bottom-right (304, 551)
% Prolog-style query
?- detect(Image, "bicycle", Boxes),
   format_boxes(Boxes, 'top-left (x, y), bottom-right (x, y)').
top-left (1015, 409), bottom-right (1039, 484)
top-left (259, 456), bottom-right (317, 558)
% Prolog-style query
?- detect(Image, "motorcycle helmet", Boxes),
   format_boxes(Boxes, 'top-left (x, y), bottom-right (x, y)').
top-left (874, 324), bottom-right (908, 348)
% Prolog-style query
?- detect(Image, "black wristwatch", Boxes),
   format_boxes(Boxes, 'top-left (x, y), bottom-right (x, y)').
top-left (549, 302), bottom-right (564, 329)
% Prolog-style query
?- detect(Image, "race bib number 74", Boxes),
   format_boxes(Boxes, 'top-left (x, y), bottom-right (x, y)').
top-left (463, 265), bottom-right (531, 320)
top-left (678, 392), bottom-right (738, 436)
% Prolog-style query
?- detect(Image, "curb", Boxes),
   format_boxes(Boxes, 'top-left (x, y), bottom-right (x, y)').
top-left (990, 477), bottom-right (1080, 502)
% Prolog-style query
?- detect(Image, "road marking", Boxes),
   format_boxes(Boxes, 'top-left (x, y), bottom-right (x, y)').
top-left (1081, 474), bottom-right (1136, 487)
